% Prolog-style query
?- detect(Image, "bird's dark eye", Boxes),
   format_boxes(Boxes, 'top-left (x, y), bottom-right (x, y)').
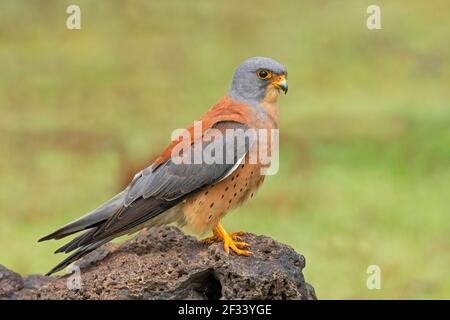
top-left (257, 69), bottom-right (272, 80)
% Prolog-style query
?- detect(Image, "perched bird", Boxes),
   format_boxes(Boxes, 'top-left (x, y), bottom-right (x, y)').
top-left (39, 56), bottom-right (288, 275)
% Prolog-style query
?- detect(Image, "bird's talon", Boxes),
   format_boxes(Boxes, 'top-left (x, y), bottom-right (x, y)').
top-left (223, 234), bottom-right (252, 256)
top-left (230, 245), bottom-right (253, 256)
top-left (201, 236), bottom-right (218, 245)
top-left (230, 231), bottom-right (246, 241)
top-left (234, 241), bottom-right (250, 248)
top-left (232, 231), bottom-right (245, 237)
top-left (203, 224), bottom-right (253, 256)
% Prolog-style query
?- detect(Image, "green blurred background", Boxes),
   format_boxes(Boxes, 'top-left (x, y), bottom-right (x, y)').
top-left (0, 0), bottom-right (449, 299)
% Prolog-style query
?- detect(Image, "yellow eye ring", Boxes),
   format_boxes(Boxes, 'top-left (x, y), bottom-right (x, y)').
top-left (257, 69), bottom-right (272, 80)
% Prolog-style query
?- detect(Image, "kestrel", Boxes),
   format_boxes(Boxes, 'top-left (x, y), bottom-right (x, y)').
top-left (40, 57), bottom-right (288, 275)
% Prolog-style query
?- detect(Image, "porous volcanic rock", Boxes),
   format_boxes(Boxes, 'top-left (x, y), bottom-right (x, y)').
top-left (1, 226), bottom-right (316, 300)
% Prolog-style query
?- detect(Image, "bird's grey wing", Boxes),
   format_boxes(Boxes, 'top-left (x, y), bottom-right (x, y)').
top-left (67, 121), bottom-right (253, 246)
top-left (43, 121), bottom-right (254, 275)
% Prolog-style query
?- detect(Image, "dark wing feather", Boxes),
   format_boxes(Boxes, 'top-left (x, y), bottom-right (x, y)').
top-left (44, 121), bottom-right (253, 275)
top-left (39, 190), bottom-right (127, 242)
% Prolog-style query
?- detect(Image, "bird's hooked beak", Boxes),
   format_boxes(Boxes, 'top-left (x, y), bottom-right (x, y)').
top-left (272, 74), bottom-right (288, 94)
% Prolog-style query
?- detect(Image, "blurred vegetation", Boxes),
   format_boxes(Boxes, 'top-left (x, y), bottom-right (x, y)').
top-left (0, 0), bottom-right (449, 299)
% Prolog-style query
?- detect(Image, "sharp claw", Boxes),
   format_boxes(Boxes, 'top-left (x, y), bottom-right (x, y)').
top-left (234, 249), bottom-right (252, 256)
top-left (234, 242), bottom-right (250, 248)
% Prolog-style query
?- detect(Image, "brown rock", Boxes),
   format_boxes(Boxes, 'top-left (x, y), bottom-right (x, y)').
top-left (1, 226), bottom-right (316, 300)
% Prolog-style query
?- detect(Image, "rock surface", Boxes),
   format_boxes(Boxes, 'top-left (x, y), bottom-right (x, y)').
top-left (1, 226), bottom-right (316, 300)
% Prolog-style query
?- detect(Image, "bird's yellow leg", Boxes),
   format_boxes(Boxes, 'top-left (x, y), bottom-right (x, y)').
top-left (202, 223), bottom-right (252, 256)
top-left (201, 229), bottom-right (246, 244)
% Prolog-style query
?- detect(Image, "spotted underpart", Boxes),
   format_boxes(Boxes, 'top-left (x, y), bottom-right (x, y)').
top-left (182, 152), bottom-right (266, 234)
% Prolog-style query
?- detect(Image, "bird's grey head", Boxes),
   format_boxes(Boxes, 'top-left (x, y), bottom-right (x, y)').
top-left (228, 56), bottom-right (288, 106)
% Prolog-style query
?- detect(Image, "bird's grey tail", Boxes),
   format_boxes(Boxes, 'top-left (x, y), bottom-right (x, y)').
top-left (38, 190), bottom-right (126, 242)
top-left (42, 192), bottom-right (181, 275)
